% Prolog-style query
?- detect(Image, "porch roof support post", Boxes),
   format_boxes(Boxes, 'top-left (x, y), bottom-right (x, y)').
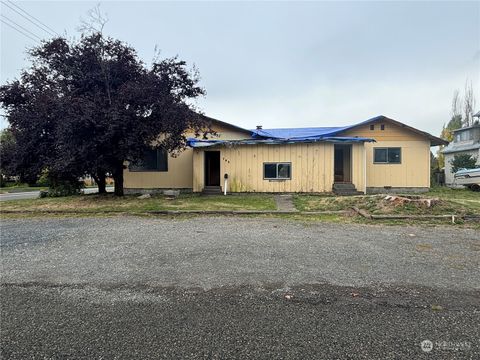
top-left (364, 144), bottom-right (367, 194)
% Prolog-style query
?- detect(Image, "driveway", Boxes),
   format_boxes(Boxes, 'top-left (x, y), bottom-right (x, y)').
top-left (1, 217), bottom-right (479, 359)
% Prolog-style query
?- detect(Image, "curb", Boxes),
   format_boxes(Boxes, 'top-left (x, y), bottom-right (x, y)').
top-left (0, 209), bottom-right (347, 216)
top-left (350, 207), bottom-right (474, 223)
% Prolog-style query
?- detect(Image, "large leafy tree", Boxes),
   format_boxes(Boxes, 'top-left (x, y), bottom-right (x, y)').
top-left (0, 33), bottom-right (208, 195)
top-left (0, 128), bottom-right (16, 185)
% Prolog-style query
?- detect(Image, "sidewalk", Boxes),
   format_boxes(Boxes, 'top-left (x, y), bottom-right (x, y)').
top-left (274, 194), bottom-right (297, 212)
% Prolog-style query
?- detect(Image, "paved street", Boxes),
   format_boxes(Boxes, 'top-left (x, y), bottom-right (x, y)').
top-left (0, 190), bottom-right (41, 201)
top-left (0, 186), bottom-right (114, 201)
top-left (1, 217), bottom-right (479, 359)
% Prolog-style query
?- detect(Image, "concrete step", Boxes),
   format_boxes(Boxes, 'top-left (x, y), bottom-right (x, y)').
top-left (202, 186), bottom-right (222, 195)
top-left (333, 183), bottom-right (356, 190)
top-left (334, 190), bottom-right (364, 196)
top-left (332, 183), bottom-right (362, 196)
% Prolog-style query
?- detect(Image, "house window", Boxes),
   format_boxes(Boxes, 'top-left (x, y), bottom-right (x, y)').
top-left (456, 130), bottom-right (471, 142)
top-left (381, 124), bottom-right (385, 130)
top-left (129, 149), bottom-right (168, 171)
top-left (370, 124), bottom-right (375, 130)
top-left (263, 162), bottom-right (291, 180)
top-left (374, 148), bottom-right (401, 164)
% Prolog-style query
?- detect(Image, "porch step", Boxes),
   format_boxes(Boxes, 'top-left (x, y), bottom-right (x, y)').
top-left (202, 186), bottom-right (222, 195)
top-left (333, 183), bottom-right (356, 190)
top-left (334, 190), bottom-right (364, 196)
top-left (333, 183), bottom-right (363, 196)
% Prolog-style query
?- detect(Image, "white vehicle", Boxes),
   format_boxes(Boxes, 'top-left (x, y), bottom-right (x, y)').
top-left (454, 168), bottom-right (480, 191)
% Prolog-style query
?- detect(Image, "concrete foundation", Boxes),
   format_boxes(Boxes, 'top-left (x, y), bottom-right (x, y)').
top-left (366, 187), bottom-right (429, 194)
top-left (124, 188), bottom-right (193, 195)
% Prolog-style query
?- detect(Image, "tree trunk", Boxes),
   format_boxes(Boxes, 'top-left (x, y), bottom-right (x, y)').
top-left (97, 175), bottom-right (107, 194)
top-left (92, 172), bottom-right (107, 194)
top-left (113, 165), bottom-right (124, 196)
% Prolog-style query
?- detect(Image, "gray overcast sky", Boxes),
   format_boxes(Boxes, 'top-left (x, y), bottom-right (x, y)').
top-left (1, 1), bottom-right (479, 136)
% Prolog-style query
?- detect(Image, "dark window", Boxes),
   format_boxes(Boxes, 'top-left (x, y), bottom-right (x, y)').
top-left (264, 164), bottom-right (277, 179)
top-left (129, 149), bottom-right (168, 171)
top-left (381, 124), bottom-right (385, 130)
top-left (370, 124), bottom-right (375, 130)
top-left (374, 148), bottom-right (401, 164)
top-left (374, 148), bottom-right (387, 163)
top-left (263, 163), bottom-right (291, 179)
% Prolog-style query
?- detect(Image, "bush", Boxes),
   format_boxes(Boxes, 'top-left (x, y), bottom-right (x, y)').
top-left (42, 176), bottom-right (83, 197)
top-left (37, 170), bottom-right (50, 187)
top-left (450, 154), bottom-right (478, 173)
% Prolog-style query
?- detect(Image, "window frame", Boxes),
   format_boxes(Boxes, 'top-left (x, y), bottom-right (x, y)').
top-left (263, 162), bottom-right (292, 180)
top-left (129, 148), bottom-right (169, 172)
top-left (373, 147), bottom-right (401, 164)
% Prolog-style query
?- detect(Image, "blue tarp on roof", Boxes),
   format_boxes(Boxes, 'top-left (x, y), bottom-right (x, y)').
top-left (187, 136), bottom-right (375, 148)
top-left (251, 126), bottom-right (350, 140)
top-left (251, 116), bottom-right (388, 140)
top-left (186, 115), bottom-right (392, 148)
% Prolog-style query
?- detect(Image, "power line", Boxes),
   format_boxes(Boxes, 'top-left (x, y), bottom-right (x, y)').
top-left (0, 18), bottom-right (39, 43)
top-left (1, 0), bottom-right (58, 37)
top-left (1, 14), bottom-right (41, 41)
top-left (4, 0), bottom-right (58, 36)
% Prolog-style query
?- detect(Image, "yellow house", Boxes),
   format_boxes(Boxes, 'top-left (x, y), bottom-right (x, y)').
top-left (124, 115), bottom-right (446, 194)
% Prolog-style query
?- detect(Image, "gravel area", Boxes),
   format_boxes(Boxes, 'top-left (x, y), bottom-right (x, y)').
top-left (1, 216), bottom-right (479, 359)
top-left (1, 217), bottom-right (479, 290)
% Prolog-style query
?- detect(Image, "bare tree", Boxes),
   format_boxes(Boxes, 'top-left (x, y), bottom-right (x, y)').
top-left (77, 4), bottom-right (108, 33)
top-left (451, 89), bottom-right (462, 120)
top-left (463, 80), bottom-right (476, 127)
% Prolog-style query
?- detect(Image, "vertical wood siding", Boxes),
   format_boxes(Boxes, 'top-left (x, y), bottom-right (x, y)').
top-left (342, 120), bottom-right (431, 188)
top-left (193, 143), bottom-right (348, 192)
top-left (124, 123), bottom-right (250, 189)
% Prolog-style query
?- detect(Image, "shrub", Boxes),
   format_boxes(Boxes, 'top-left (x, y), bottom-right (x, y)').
top-left (450, 154), bottom-right (478, 173)
top-left (42, 175), bottom-right (83, 197)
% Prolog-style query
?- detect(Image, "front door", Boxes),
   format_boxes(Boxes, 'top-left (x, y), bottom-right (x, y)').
top-left (334, 144), bottom-right (352, 183)
top-left (205, 151), bottom-right (220, 186)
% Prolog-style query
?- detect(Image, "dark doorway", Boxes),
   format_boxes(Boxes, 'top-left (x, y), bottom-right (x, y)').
top-left (334, 144), bottom-right (352, 183)
top-left (205, 151), bottom-right (221, 186)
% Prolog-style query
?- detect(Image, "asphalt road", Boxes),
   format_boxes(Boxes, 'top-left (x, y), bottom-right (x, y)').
top-left (0, 190), bottom-right (41, 201)
top-left (0, 186), bottom-right (114, 201)
top-left (1, 217), bottom-right (479, 359)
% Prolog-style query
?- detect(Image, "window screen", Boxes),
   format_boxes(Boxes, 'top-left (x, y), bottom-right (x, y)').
top-left (264, 163), bottom-right (291, 179)
top-left (458, 131), bottom-right (471, 141)
top-left (374, 148), bottom-right (401, 164)
top-left (129, 149), bottom-right (168, 171)
top-left (387, 148), bottom-right (401, 163)
top-left (277, 163), bottom-right (291, 179)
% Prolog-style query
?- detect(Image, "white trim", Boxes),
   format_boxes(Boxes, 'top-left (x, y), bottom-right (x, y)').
top-left (364, 145), bottom-right (367, 194)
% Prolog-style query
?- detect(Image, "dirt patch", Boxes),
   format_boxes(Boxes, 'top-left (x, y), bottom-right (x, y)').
top-left (294, 194), bottom-right (476, 216)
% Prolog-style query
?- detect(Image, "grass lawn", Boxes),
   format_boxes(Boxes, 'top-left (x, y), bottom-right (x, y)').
top-left (0, 193), bottom-right (277, 213)
top-left (294, 187), bottom-right (480, 216)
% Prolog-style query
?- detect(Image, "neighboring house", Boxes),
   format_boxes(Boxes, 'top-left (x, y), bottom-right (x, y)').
top-left (124, 115), bottom-right (446, 194)
top-left (442, 123), bottom-right (480, 186)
